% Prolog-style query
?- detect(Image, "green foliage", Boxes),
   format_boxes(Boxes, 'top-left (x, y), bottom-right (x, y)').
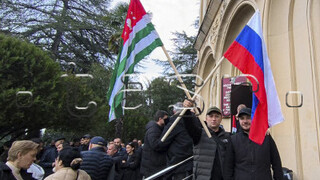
top-left (48, 62), bottom-right (114, 138)
top-left (0, 0), bottom-right (131, 140)
top-left (116, 84), bottom-right (150, 143)
top-left (0, 34), bottom-right (115, 140)
top-left (157, 31), bottom-right (197, 75)
top-left (103, 2), bottom-right (129, 54)
top-left (146, 77), bottom-right (186, 116)
top-left (0, 33), bottom-right (63, 139)
top-left (0, 0), bottom-right (121, 72)
top-left (122, 109), bottom-right (149, 143)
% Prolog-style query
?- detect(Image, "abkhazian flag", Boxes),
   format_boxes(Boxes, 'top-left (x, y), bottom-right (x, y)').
top-left (224, 11), bottom-right (284, 145)
top-left (107, 0), bottom-right (163, 121)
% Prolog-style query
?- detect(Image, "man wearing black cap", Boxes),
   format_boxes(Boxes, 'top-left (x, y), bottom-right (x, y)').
top-left (79, 134), bottom-right (91, 151)
top-left (80, 136), bottom-right (114, 180)
top-left (182, 100), bottom-right (230, 180)
top-left (224, 108), bottom-right (283, 180)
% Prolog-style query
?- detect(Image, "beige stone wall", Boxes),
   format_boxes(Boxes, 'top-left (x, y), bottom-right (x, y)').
top-left (195, 0), bottom-right (320, 179)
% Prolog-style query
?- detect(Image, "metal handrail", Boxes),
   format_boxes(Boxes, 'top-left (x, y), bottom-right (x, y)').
top-left (182, 174), bottom-right (193, 180)
top-left (145, 156), bottom-right (193, 180)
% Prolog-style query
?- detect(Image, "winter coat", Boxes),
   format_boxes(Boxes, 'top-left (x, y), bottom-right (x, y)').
top-left (224, 131), bottom-right (283, 180)
top-left (80, 147), bottom-right (114, 180)
top-left (193, 128), bottom-right (230, 180)
top-left (161, 114), bottom-right (193, 174)
top-left (44, 168), bottom-right (91, 180)
top-left (0, 162), bottom-right (35, 180)
top-left (39, 146), bottom-right (57, 177)
top-left (140, 121), bottom-right (167, 177)
top-left (78, 144), bottom-right (89, 152)
top-left (111, 153), bottom-right (123, 180)
top-left (183, 110), bottom-right (230, 180)
top-left (119, 152), bottom-right (140, 180)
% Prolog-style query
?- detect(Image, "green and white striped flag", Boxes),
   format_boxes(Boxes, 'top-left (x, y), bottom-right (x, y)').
top-left (107, 0), bottom-right (163, 121)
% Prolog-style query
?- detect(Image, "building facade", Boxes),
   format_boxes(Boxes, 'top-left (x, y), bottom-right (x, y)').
top-left (194, 0), bottom-right (320, 179)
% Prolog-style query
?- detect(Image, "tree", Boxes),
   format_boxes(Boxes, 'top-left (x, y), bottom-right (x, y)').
top-left (121, 84), bottom-right (150, 142)
top-left (0, 34), bottom-right (118, 140)
top-left (103, 2), bottom-right (129, 54)
top-left (0, 33), bottom-right (63, 140)
top-left (0, 0), bottom-right (132, 140)
top-left (0, 0), bottom-right (118, 72)
top-left (155, 31), bottom-right (198, 98)
top-left (158, 31), bottom-right (197, 75)
top-left (146, 77), bottom-right (186, 116)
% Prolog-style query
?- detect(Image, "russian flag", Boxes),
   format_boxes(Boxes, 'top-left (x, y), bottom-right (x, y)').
top-left (232, 115), bottom-right (237, 134)
top-left (224, 11), bottom-right (284, 145)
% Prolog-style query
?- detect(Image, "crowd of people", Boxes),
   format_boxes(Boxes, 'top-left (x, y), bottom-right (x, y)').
top-left (0, 100), bottom-right (285, 180)
top-left (0, 135), bottom-right (143, 180)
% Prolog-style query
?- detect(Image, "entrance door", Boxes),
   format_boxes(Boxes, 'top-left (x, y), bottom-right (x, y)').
top-left (230, 84), bottom-right (252, 131)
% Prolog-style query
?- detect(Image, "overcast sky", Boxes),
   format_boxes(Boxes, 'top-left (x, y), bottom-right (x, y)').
top-left (112, 0), bottom-right (200, 79)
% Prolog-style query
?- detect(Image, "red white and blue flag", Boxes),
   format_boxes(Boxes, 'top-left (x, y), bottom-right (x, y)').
top-left (232, 115), bottom-right (237, 134)
top-left (224, 11), bottom-right (284, 145)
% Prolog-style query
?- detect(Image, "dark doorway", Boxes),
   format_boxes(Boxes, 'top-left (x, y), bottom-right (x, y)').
top-left (230, 84), bottom-right (252, 131)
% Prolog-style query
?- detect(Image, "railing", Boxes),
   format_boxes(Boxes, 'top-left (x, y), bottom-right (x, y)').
top-left (144, 156), bottom-right (193, 180)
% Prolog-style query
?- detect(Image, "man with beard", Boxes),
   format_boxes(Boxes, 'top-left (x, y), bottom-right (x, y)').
top-left (224, 108), bottom-right (283, 180)
top-left (140, 110), bottom-right (169, 179)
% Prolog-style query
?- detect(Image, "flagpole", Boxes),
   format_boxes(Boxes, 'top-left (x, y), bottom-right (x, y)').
top-left (161, 46), bottom-right (212, 138)
top-left (161, 55), bottom-right (225, 142)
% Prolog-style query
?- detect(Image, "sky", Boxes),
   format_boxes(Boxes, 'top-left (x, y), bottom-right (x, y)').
top-left (111, 0), bottom-right (200, 79)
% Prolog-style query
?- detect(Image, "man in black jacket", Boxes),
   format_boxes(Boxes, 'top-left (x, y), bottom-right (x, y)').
top-left (81, 136), bottom-right (114, 180)
top-left (140, 110), bottom-right (169, 179)
top-left (224, 108), bottom-right (283, 180)
top-left (39, 137), bottom-right (65, 178)
top-left (161, 102), bottom-right (193, 180)
top-left (79, 134), bottom-right (91, 152)
top-left (183, 100), bottom-right (230, 180)
top-left (107, 143), bottom-right (122, 180)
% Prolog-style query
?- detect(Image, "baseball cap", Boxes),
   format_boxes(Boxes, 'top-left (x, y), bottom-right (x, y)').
top-left (206, 106), bottom-right (222, 115)
top-left (82, 134), bottom-right (91, 139)
top-left (238, 108), bottom-right (252, 117)
top-left (90, 136), bottom-right (106, 146)
top-left (54, 137), bottom-right (65, 143)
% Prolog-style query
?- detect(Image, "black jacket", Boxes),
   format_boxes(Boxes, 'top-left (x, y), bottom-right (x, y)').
top-left (78, 144), bottom-right (89, 152)
top-left (111, 153), bottom-right (123, 180)
top-left (0, 162), bottom-right (35, 180)
top-left (140, 121), bottom-right (167, 177)
top-left (39, 146), bottom-right (57, 177)
top-left (224, 131), bottom-right (283, 180)
top-left (80, 146), bottom-right (114, 180)
top-left (161, 114), bottom-right (193, 173)
top-left (119, 152), bottom-right (140, 180)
